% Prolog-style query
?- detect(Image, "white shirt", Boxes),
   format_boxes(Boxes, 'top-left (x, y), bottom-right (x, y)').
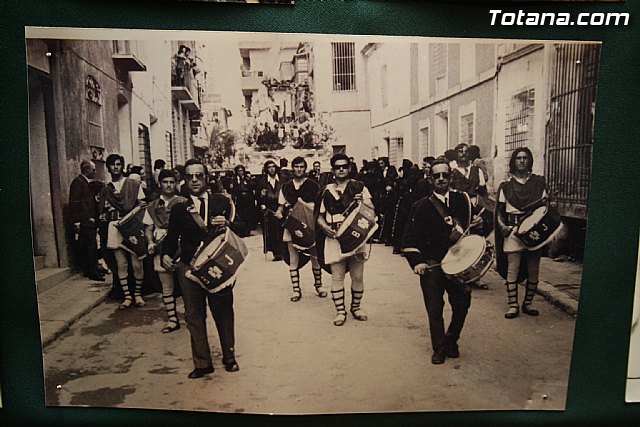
top-left (267, 175), bottom-right (279, 188)
top-left (433, 191), bottom-right (450, 207)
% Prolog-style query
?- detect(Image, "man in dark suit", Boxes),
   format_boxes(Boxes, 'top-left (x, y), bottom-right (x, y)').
top-left (69, 160), bottom-right (104, 281)
top-left (402, 159), bottom-right (480, 365)
top-left (161, 158), bottom-right (241, 379)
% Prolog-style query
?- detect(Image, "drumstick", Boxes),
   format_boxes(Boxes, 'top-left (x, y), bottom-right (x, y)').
top-left (519, 191), bottom-right (560, 211)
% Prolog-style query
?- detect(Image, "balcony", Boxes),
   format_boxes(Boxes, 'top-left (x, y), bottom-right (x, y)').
top-left (172, 68), bottom-right (200, 111)
top-left (241, 68), bottom-right (265, 91)
top-left (112, 41), bottom-right (146, 72)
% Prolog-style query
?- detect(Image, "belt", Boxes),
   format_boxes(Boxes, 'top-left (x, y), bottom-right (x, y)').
top-left (506, 213), bottom-right (526, 227)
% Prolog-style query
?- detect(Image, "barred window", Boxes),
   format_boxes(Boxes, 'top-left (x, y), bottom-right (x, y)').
top-left (505, 87), bottom-right (535, 179)
top-left (86, 75), bottom-right (103, 148)
top-left (460, 113), bottom-right (474, 146)
top-left (332, 42), bottom-right (356, 91)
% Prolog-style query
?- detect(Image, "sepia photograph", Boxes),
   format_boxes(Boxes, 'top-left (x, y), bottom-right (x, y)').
top-left (627, 232), bottom-right (640, 402)
top-left (26, 27), bottom-right (600, 414)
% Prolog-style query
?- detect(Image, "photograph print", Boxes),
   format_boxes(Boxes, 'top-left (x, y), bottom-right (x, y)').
top-left (26, 27), bottom-right (599, 414)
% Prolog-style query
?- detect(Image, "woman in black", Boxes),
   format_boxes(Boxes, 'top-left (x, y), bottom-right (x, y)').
top-left (229, 164), bottom-right (257, 235)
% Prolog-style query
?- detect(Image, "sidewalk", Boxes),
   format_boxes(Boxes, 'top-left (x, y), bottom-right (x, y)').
top-left (36, 241), bottom-right (582, 349)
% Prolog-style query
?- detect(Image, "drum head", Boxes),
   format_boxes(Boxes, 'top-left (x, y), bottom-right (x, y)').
top-left (518, 206), bottom-right (547, 234)
top-left (441, 235), bottom-right (486, 275)
top-left (192, 233), bottom-right (225, 269)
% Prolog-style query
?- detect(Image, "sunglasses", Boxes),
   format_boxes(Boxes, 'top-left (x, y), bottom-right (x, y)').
top-left (333, 164), bottom-right (350, 170)
top-left (433, 172), bottom-right (451, 179)
top-left (185, 172), bottom-right (205, 180)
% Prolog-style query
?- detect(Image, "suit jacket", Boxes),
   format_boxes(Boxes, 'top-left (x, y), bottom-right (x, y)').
top-left (162, 193), bottom-right (242, 264)
top-left (402, 190), bottom-right (471, 267)
top-left (69, 174), bottom-right (98, 225)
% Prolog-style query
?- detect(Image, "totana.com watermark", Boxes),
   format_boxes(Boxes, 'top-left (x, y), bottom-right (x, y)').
top-left (489, 10), bottom-right (630, 26)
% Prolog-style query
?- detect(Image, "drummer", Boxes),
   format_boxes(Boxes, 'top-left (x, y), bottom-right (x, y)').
top-left (317, 153), bottom-right (374, 327)
top-left (401, 159), bottom-right (479, 364)
top-left (143, 169), bottom-right (186, 333)
top-left (274, 156), bottom-right (327, 302)
top-left (97, 154), bottom-right (147, 310)
top-left (495, 147), bottom-right (548, 319)
top-left (161, 159), bottom-right (241, 379)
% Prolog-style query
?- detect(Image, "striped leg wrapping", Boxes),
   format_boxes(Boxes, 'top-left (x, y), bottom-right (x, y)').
top-left (290, 269), bottom-right (301, 302)
top-left (350, 289), bottom-right (368, 321)
top-left (331, 288), bottom-right (347, 326)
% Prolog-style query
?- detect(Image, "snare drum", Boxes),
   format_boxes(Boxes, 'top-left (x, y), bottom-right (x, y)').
top-left (515, 206), bottom-right (563, 251)
top-left (186, 228), bottom-right (249, 293)
top-left (441, 235), bottom-right (495, 284)
top-left (283, 201), bottom-right (316, 250)
top-left (335, 202), bottom-right (379, 256)
top-left (115, 206), bottom-right (148, 259)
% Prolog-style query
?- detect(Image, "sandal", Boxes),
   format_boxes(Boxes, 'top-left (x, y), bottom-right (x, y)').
top-left (475, 282), bottom-right (489, 290)
top-left (162, 320), bottom-right (181, 334)
top-left (522, 304), bottom-right (539, 316)
top-left (134, 295), bottom-right (146, 308)
top-left (290, 288), bottom-right (302, 302)
top-left (350, 308), bottom-right (368, 321)
top-left (504, 306), bottom-right (519, 319)
top-left (314, 286), bottom-right (328, 298)
top-left (333, 311), bottom-right (347, 327)
top-left (118, 297), bottom-right (132, 310)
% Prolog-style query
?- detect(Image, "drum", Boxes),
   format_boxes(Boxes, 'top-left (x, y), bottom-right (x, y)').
top-left (441, 235), bottom-right (495, 285)
top-left (283, 201), bottom-right (316, 250)
top-left (186, 227), bottom-right (249, 293)
top-left (115, 206), bottom-right (148, 259)
top-left (515, 206), bottom-right (563, 251)
top-left (335, 202), bottom-right (379, 256)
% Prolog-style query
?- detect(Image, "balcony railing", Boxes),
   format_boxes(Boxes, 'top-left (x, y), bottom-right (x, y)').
top-left (172, 64), bottom-right (199, 111)
top-left (112, 40), bottom-right (146, 72)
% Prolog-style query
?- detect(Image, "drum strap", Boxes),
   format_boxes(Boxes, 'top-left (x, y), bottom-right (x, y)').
top-left (429, 195), bottom-right (450, 223)
top-left (189, 211), bottom-right (207, 232)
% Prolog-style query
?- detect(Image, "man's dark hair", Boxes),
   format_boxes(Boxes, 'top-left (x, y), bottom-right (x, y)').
top-left (509, 147), bottom-right (534, 174)
top-left (455, 143), bottom-right (469, 151)
top-left (173, 164), bottom-right (185, 179)
top-left (291, 156), bottom-right (307, 168)
top-left (279, 158), bottom-right (289, 167)
top-left (378, 156), bottom-right (389, 167)
top-left (106, 154), bottom-right (124, 167)
top-left (80, 160), bottom-right (93, 174)
top-left (184, 158), bottom-right (208, 176)
top-left (234, 164), bottom-right (246, 174)
top-left (130, 165), bottom-right (143, 175)
top-left (313, 161), bottom-right (321, 167)
top-left (158, 169), bottom-right (176, 182)
top-left (468, 145), bottom-right (481, 161)
top-left (431, 158), bottom-right (451, 172)
top-left (444, 149), bottom-right (457, 162)
top-left (154, 159), bottom-right (166, 170)
top-left (423, 156), bottom-right (435, 165)
top-left (330, 153), bottom-right (350, 168)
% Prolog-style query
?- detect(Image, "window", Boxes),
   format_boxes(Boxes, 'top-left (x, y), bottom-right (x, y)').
top-left (460, 113), bottom-right (474, 146)
top-left (419, 127), bottom-right (430, 159)
top-left (86, 75), bottom-right (103, 148)
top-left (332, 42), bottom-right (356, 91)
top-left (389, 137), bottom-right (404, 167)
top-left (381, 64), bottom-right (388, 107)
top-left (505, 87), bottom-right (535, 179)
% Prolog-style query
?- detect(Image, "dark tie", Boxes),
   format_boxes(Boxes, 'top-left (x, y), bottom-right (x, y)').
top-left (198, 197), bottom-right (206, 225)
top-left (444, 196), bottom-right (448, 207)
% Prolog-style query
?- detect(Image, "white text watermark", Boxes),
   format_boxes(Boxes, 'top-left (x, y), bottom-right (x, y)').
top-left (489, 10), bottom-right (630, 26)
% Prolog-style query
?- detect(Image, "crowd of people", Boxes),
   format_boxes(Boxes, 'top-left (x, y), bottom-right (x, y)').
top-left (66, 141), bottom-right (554, 376)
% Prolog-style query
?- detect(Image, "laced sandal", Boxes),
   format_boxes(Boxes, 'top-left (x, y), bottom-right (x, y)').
top-left (314, 286), bottom-right (328, 298)
top-left (290, 287), bottom-right (302, 302)
top-left (522, 304), bottom-right (539, 316)
top-left (134, 295), bottom-right (146, 308)
top-left (504, 306), bottom-right (519, 319)
top-left (118, 297), bottom-right (132, 310)
top-left (350, 308), bottom-right (368, 321)
top-left (162, 320), bottom-right (180, 334)
top-left (333, 311), bottom-right (347, 326)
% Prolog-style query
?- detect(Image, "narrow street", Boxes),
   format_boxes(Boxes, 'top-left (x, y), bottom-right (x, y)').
top-left (43, 233), bottom-right (576, 414)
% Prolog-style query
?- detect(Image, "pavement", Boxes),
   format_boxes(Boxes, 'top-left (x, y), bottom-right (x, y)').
top-left (35, 233), bottom-right (582, 350)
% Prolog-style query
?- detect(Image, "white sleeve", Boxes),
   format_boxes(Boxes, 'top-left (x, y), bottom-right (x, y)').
top-left (498, 188), bottom-right (505, 203)
top-left (142, 209), bottom-right (154, 226)
top-left (278, 188), bottom-right (286, 206)
top-left (137, 184), bottom-right (145, 200)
